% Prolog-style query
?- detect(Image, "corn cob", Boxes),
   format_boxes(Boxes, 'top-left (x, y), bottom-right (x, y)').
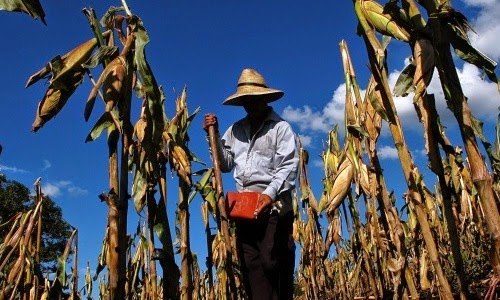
top-left (173, 144), bottom-right (191, 173)
top-left (162, 131), bottom-right (192, 186)
top-left (84, 34), bottom-right (135, 121)
top-left (358, 163), bottom-right (371, 196)
top-left (31, 75), bottom-right (81, 132)
top-left (360, 0), bottom-right (411, 42)
top-left (29, 33), bottom-right (113, 132)
top-left (85, 56), bottom-right (128, 120)
top-left (133, 117), bottom-right (147, 144)
top-left (7, 246), bottom-right (24, 283)
top-left (26, 31), bottom-right (111, 88)
top-left (320, 157), bottom-right (355, 214)
top-left (325, 213), bottom-right (342, 252)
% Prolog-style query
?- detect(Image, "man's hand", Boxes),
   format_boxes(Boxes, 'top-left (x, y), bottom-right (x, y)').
top-left (254, 193), bottom-right (273, 218)
top-left (203, 113), bottom-right (218, 133)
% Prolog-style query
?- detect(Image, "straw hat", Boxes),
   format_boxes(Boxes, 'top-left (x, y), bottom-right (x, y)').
top-left (223, 68), bottom-right (284, 106)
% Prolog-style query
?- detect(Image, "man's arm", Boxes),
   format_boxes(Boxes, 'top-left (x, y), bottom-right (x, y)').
top-left (217, 129), bottom-right (235, 172)
top-left (262, 123), bottom-right (299, 201)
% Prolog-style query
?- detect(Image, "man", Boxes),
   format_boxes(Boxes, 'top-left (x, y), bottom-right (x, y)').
top-left (203, 68), bottom-right (299, 299)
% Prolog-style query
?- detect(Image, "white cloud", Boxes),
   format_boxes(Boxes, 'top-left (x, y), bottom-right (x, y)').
top-left (67, 185), bottom-right (88, 197)
top-left (0, 164), bottom-right (29, 174)
top-left (413, 148), bottom-right (428, 158)
top-left (462, 0), bottom-right (495, 6)
top-left (298, 134), bottom-right (312, 148)
top-left (283, 105), bottom-right (333, 133)
top-left (312, 159), bottom-right (324, 168)
top-left (377, 146), bottom-right (399, 160)
top-left (282, 84), bottom-right (346, 134)
top-left (42, 180), bottom-right (88, 198)
top-left (462, 0), bottom-right (500, 61)
top-left (42, 183), bottom-right (62, 198)
top-left (41, 160), bottom-right (51, 172)
top-left (457, 64), bottom-right (500, 123)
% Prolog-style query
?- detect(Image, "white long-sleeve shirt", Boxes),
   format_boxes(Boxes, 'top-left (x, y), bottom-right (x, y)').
top-left (217, 109), bottom-right (299, 201)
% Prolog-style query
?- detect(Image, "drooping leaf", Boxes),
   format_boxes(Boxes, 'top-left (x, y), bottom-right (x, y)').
top-left (132, 163), bottom-right (147, 213)
top-left (470, 114), bottom-right (486, 143)
top-left (367, 90), bottom-right (389, 122)
top-left (393, 60), bottom-right (416, 97)
top-left (184, 106), bottom-right (201, 136)
top-left (93, 229), bottom-right (108, 280)
top-left (447, 22), bottom-right (499, 91)
top-left (131, 16), bottom-right (165, 144)
top-left (55, 229), bottom-right (77, 287)
top-left (193, 168), bottom-right (217, 211)
top-left (0, 0), bottom-right (46, 24)
top-left (153, 196), bottom-right (169, 246)
top-left (471, 112), bottom-right (500, 176)
top-left (99, 6), bottom-right (125, 28)
top-left (82, 45), bottom-right (118, 69)
top-left (347, 124), bottom-right (370, 138)
top-left (85, 112), bottom-right (118, 142)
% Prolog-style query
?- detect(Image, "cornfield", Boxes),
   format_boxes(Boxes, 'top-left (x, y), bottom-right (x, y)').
top-left (0, 0), bottom-right (499, 299)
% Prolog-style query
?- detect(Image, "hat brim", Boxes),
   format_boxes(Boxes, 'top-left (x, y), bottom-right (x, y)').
top-left (223, 89), bottom-right (284, 106)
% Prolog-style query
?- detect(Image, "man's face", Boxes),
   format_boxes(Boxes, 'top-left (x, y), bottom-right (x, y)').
top-left (242, 99), bottom-right (269, 118)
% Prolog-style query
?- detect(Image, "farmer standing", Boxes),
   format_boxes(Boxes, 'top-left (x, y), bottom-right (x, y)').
top-left (203, 68), bottom-right (299, 300)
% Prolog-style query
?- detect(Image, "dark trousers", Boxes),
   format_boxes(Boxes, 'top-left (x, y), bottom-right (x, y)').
top-left (235, 209), bottom-right (295, 300)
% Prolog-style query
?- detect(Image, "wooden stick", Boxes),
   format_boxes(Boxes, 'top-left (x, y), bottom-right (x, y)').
top-left (207, 125), bottom-right (237, 299)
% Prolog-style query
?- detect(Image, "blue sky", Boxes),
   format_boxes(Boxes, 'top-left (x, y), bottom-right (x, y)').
top-left (1, 0), bottom-right (499, 291)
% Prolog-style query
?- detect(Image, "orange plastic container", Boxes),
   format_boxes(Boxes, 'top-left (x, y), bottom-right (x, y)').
top-left (226, 191), bottom-right (260, 219)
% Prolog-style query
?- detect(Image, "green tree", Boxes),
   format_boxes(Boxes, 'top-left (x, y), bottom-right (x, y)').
top-left (0, 174), bottom-right (73, 272)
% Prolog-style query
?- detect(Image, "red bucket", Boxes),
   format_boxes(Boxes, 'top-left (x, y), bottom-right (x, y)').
top-left (226, 191), bottom-right (260, 219)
